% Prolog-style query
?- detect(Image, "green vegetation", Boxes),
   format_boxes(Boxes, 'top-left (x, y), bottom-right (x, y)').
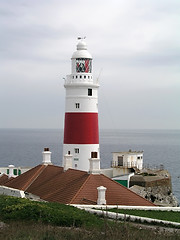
top-left (109, 208), bottom-right (180, 223)
top-left (0, 195), bottom-right (180, 240)
top-left (0, 195), bottom-right (103, 229)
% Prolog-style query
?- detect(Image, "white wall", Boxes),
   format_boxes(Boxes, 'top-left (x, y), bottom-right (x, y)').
top-left (63, 144), bottom-right (100, 171)
top-left (112, 152), bottom-right (143, 170)
top-left (0, 186), bottom-right (25, 198)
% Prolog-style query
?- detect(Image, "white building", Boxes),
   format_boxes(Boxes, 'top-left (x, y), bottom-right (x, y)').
top-left (0, 165), bottom-right (30, 178)
top-left (112, 150), bottom-right (143, 170)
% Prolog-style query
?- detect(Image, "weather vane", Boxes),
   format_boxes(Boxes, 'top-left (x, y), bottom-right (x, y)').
top-left (77, 36), bottom-right (86, 40)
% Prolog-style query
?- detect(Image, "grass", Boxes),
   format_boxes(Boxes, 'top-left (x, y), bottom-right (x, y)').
top-left (0, 195), bottom-right (180, 239)
top-left (0, 195), bottom-right (104, 229)
top-left (1, 220), bottom-right (180, 240)
top-left (108, 208), bottom-right (180, 223)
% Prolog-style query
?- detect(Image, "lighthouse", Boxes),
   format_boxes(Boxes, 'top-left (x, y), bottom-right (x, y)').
top-left (63, 38), bottom-right (100, 171)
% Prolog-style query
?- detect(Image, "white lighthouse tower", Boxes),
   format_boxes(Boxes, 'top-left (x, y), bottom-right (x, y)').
top-left (63, 38), bottom-right (100, 171)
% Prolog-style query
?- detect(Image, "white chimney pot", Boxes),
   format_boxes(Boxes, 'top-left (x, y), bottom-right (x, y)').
top-left (8, 164), bottom-right (15, 178)
top-left (64, 153), bottom-right (73, 171)
top-left (42, 148), bottom-right (52, 165)
top-left (89, 152), bottom-right (100, 174)
top-left (97, 186), bottom-right (107, 205)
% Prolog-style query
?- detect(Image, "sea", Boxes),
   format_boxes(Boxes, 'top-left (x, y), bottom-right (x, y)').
top-left (0, 129), bottom-right (179, 203)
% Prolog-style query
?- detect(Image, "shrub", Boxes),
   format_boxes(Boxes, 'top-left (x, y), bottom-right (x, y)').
top-left (0, 195), bottom-right (103, 228)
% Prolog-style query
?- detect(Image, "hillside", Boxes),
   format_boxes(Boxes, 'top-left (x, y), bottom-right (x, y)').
top-left (0, 195), bottom-right (180, 240)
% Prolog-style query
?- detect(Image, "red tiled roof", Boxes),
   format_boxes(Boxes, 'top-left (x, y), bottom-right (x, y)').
top-left (4, 165), bottom-right (155, 206)
top-left (0, 174), bottom-right (14, 185)
top-left (42, 169), bottom-right (89, 204)
top-left (5, 165), bottom-right (48, 191)
top-left (71, 174), bottom-right (154, 206)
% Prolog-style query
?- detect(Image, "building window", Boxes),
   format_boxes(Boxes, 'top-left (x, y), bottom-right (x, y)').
top-left (13, 169), bottom-right (17, 175)
top-left (75, 148), bottom-right (79, 154)
top-left (75, 103), bottom-right (80, 108)
top-left (84, 75), bottom-right (86, 79)
top-left (118, 156), bottom-right (123, 166)
top-left (80, 75), bottom-right (82, 78)
top-left (76, 75), bottom-right (78, 79)
top-left (88, 88), bottom-right (92, 96)
top-left (137, 156), bottom-right (141, 159)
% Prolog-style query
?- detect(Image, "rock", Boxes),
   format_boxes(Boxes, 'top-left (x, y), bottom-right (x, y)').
top-left (0, 222), bottom-right (6, 229)
top-left (130, 185), bottom-right (179, 207)
top-left (129, 169), bottom-right (179, 207)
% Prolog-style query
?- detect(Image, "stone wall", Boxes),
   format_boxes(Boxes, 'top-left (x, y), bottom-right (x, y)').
top-left (129, 169), bottom-right (179, 207)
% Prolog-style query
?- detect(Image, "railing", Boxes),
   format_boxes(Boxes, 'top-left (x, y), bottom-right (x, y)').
top-left (64, 75), bottom-right (99, 85)
top-left (143, 164), bottom-right (164, 171)
top-left (111, 161), bottom-right (137, 168)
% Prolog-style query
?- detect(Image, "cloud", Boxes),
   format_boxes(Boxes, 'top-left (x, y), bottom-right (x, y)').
top-left (0, 0), bottom-right (180, 129)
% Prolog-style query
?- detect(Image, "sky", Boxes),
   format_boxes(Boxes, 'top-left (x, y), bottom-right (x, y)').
top-left (0, 0), bottom-right (180, 129)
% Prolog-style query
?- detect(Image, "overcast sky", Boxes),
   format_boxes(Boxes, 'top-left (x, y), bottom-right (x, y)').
top-left (0, 0), bottom-right (180, 129)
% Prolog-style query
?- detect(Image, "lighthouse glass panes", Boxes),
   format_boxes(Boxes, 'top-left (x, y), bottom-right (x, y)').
top-left (76, 58), bottom-right (92, 73)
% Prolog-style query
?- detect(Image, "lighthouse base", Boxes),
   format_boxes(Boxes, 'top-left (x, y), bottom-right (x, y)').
top-left (63, 144), bottom-right (100, 172)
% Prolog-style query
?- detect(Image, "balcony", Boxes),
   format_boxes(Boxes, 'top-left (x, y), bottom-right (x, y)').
top-left (64, 75), bottom-right (99, 85)
top-left (111, 161), bottom-right (137, 169)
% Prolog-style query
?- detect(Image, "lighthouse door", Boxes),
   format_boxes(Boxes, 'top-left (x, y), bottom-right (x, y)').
top-left (118, 156), bottom-right (123, 166)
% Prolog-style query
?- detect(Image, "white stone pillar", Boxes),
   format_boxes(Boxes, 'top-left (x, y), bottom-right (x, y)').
top-left (97, 186), bottom-right (107, 205)
top-left (42, 148), bottom-right (52, 165)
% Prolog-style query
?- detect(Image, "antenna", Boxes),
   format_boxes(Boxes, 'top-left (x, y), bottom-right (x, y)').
top-left (96, 68), bottom-right (103, 84)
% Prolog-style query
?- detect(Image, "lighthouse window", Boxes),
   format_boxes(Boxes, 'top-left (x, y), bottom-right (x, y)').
top-left (75, 103), bottom-right (80, 108)
top-left (74, 148), bottom-right (79, 154)
top-left (88, 88), bottom-right (92, 96)
top-left (76, 58), bottom-right (92, 73)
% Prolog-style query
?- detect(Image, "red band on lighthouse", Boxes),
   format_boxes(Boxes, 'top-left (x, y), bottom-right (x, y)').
top-left (64, 112), bottom-right (99, 144)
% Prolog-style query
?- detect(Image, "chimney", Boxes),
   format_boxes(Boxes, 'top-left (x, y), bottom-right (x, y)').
top-left (89, 152), bottom-right (100, 174)
top-left (64, 152), bottom-right (73, 171)
top-left (42, 148), bottom-right (52, 165)
top-left (8, 164), bottom-right (15, 178)
top-left (97, 186), bottom-right (107, 205)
